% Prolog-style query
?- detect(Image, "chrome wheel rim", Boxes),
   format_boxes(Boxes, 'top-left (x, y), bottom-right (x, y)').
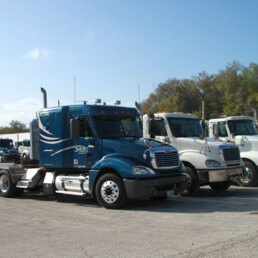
top-left (0, 175), bottom-right (9, 193)
top-left (183, 173), bottom-right (192, 191)
top-left (240, 167), bottom-right (253, 184)
top-left (100, 180), bottom-right (119, 204)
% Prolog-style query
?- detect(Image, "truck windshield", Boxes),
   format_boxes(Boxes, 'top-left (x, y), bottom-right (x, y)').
top-left (228, 120), bottom-right (257, 136)
top-left (167, 118), bottom-right (204, 137)
top-left (0, 140), bottom-right (14, 149)
top-left (93, 116), bottom-right (143, 139)
top-left (23, 140), bottom-right (30, 147)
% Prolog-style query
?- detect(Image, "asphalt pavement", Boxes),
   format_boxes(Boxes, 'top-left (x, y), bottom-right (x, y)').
top-left (0, 182), bottom-right (257, 257)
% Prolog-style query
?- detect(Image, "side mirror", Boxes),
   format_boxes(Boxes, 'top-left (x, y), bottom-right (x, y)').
top-left (213, 124), bottom-right (219, 138)
top-left (70, 118), bottom-right (80, 141)
top-left (149, 120), bottom-right (155, 139)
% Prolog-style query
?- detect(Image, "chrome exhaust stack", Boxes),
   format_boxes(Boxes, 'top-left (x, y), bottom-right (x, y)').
top-left (41, 87), bottom-right (47, 108)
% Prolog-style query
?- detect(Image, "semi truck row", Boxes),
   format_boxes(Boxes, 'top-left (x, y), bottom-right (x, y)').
top-left (0, 88), bottom-right (257, 209)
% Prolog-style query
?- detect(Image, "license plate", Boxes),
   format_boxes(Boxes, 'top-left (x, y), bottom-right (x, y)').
top-left (167, 190), bottom-right (174, 197)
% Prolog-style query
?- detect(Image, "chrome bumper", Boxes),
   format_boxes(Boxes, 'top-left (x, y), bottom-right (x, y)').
top-left (208, 167), bottom-right (244, 182)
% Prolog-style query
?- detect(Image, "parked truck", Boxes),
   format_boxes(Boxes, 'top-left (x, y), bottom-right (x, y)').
top-left (142, 113), bottom-right (244, 195)
top-left (208, 116), bottom-right (258, 186)
top-left (0, 89), bottom-right (186, 209)
top-left (0, 138), bottom-right (20, 163)
top-left (16, 139), bottom-right (31, 162)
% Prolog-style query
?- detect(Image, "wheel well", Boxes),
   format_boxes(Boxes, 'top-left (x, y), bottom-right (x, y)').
top-left (182, 161), bottom-right (196, 172)
top-left (242, 158), bottom-right (258, 171)
top-left (92, 167), bottom-right (121, 198)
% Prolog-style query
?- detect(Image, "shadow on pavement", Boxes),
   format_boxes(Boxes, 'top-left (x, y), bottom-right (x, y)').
top-left (14, 185), bottom-right (258, 214)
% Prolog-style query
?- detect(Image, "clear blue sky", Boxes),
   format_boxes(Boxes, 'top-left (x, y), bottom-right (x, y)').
top-left (0, 0), bottom-right (258, 126)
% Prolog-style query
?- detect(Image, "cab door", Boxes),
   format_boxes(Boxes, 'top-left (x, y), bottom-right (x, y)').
top-left (72, 117), bottom-right (100, 169)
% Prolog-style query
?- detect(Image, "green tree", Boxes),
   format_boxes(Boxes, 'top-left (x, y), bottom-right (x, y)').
top-left (0, 120), bottom-right (29, 134)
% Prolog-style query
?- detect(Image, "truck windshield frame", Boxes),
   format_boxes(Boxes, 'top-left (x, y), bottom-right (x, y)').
top-left (92, 116), bottom-right (143, 139)
top-left (228, 120), bottom-right (257, 136)
top-left (167, 118), bottom-right (204, 137)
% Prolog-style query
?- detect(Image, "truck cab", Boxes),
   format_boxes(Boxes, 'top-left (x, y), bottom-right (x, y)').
top-left (209, 116), bottom-right (258, 186)
top-left (0, 101), bottom-right (186, 209)
top-left (143, 113), bottom-right (244, 195)
top-left (0, 139), bottom-right (20, 163)
top-left (16, 140), bottom-right (30, 162)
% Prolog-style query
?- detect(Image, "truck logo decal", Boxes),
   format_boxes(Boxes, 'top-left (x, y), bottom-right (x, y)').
top-left (74, 145), bottom-right (88, 154)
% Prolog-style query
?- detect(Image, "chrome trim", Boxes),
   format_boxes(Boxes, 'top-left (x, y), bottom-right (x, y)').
top-left (149, 147), bottom-right (180, 169)
top-left (219, 145), bottom-right (240, 164)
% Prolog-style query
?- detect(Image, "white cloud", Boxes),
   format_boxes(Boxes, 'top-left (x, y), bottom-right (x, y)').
top-left (0, 98), bottom-right (42, 127)
top-left (23, 47), bottom-right (50, 60)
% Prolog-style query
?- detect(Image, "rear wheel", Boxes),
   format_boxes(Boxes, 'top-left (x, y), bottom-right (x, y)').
top-left (235, 161), bottom-right (258, 187)
top-left (209, 181), bottom-right (231, 192)
top-left (0, 170), bottom-right (24, 197)
top-left (95, 173), bottom-right (127, 209)
top-left (180, 166), bottom-right (200, 196)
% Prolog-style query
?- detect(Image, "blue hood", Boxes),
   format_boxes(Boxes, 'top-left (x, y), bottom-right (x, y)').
top-left (102, 137), bottom-right (177, 167)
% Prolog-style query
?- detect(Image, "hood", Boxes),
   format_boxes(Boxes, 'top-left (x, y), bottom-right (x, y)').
top-left (0, 147), bottom-right (19, 154)
top-left (175, 137), bottom-right (235, 155)
top-left (102, 137), bottom-right (177, 165)
top-left (235, 135), bottom-right (258, 152)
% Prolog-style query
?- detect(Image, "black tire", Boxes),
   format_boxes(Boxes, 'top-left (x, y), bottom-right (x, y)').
top-left (95, 173), bottom-right (127, 209)
top-left (0, 170), bottom-right (24, 197)
top-left (235, 161), bottom-right (258, 187)
top-left (180, 166), bottom-right (200, 196)
top-left (209, 181), bottom-right (231, 192)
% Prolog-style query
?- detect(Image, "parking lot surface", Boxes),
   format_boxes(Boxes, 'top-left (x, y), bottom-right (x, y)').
top-left (0, 184), bottom-right (258, 258)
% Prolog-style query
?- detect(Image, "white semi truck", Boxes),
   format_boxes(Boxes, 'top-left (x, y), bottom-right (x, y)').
top-left (142, 113), bottom-right (244, 195)
top-left (208, 116), bottom-right (258, 186)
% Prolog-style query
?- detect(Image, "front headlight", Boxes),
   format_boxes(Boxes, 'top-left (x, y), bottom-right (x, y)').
top-left (205, 160), bottom-right (221, 167)
top-left (132, 166), bottom-right (156, 175)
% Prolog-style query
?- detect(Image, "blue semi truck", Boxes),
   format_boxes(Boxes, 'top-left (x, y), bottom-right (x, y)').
top-left (0, 89), bottom-right (186, 209)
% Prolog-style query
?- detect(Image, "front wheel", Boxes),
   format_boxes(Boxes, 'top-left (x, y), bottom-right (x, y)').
top-left (235, 161), bottom-right (258, 187)
top-left (209, 181), bottom-right (231, 192)
top-left (0, 170), bottom-right (24, 197)
top-left (95, 173), bottom-right (127, 209)
top-left (180, 166), bottom-right (200, 196)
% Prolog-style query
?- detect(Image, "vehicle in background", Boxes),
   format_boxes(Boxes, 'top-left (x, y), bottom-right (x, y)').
top-left (15, 140), bottom-right (31, 162)
top-left (0, 139), bottom-right (20, 163)
top-left (142, 112), bottom-right (244, 195)
top-left (208, 116), bottom-right (258, 186)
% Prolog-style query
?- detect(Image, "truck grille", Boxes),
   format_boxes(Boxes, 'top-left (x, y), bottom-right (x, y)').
top-left (222, 147), bottom-right (240, 163)
top-left (154, 151), bottom-right (179, 168)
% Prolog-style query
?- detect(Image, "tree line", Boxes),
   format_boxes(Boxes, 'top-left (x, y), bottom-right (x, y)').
top-left (0, 120), bottom-right (29, 134)
top-left (141, 61), bottom-right (258, 120)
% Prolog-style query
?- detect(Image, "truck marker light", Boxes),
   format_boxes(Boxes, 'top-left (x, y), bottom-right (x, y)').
top-left (100, 111), bottom-right (105, 114)
top-left (173, 112), bottom-right (183, 114)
